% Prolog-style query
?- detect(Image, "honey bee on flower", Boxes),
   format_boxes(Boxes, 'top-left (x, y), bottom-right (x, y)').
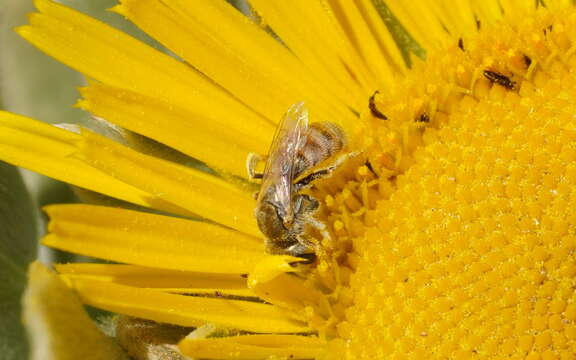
top-left (248, 102), bottom-right (352, 257)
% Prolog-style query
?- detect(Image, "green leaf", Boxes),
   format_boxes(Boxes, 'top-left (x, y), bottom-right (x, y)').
top-left (0, 161), bottom-right (38, 360)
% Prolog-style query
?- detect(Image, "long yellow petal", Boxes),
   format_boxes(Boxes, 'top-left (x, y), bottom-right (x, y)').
top-left (0, 111), bottom-right (177, 210)
top-left (67, 278), bottom-right (310, 333)
top-left (498, 0), bottom-right (538, 16)
top-left (357, 0), bottom-right (408, 73)
top-left (56, 263), bottom-right (255, 297)
top-left (114, 0), bottom-right (354, 128)
top-left (249, 273), bottom-right (328, 315)
top-left (327, 0), bottom-right (398, 87)
top-left (438, 0), bottom-right (477, 36)
top-left (385, 0), bottom-right (451, 50)
top-left (179, 335), bottom-right (324, 360)
top-left (248, 0), bottom-right (376, 108)
top-left (470, 0), bottom-right (503, 27)
top-left (78, 83), bottom-right (263, 177)
top-left (76, 130), bottom-right (259, 236)
top-left (55, 264), bottom-right (248, 291)
top-left (44, 204), bottom-right (264, 273)
top-left (247, 256), bottom-right (329, 318)
top-left (18, 0), bottom-right (274, 145)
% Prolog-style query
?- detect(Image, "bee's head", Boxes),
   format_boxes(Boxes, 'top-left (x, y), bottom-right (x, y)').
top-left (256, 201), bottom-right (288, 240)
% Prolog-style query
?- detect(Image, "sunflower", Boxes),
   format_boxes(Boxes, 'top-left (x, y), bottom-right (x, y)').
top-left (3, 0), bottom-right (576, 358)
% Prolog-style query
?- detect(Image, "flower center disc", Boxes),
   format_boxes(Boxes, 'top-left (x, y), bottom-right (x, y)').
top-left (308, 6), bottom-right (576, 359)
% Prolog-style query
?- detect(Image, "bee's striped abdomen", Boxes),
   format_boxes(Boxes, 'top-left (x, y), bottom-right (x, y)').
top-left (294, 122), bottom-right (345, 176)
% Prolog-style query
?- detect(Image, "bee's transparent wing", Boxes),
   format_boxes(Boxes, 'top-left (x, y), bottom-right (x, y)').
top-left (257, 102), bottom-right (308, 220)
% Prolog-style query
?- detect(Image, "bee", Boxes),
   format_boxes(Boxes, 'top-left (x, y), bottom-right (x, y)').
top-left (247, 102), bottom-right (347, 257)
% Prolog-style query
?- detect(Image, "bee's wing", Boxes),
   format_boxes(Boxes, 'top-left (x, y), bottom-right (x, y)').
top-left (257, 102), bottom-right (309, 218)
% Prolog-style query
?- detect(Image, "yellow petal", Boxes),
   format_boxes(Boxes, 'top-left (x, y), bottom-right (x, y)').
top-left (356, 0), bottom-right (408, 73)
top-left (179, 335), bottom-right (324, 360)
top-left (247, 255), bottom-right (304, 284)
top-left (246, 256), bottom-right (330, 324)
top-left (498, 0), bottom-right (538, 16)
top-left (23, 262), bottom-right (128, 360)
top-left (0, 110), bottom-right (176, 210)
top-left (56, 263), bottom-right (255, 297)
top-left (114, 0), bottom-right (355, 128)
top-left (470, 0), bottom-right (503, 27)
top-left (67, 278), bottom-right (310, 333)
top-left (247, 0), bottom-right (377, 107)
top-left (77, 83), bottom-right (262, 177)
top-left (326, 0), bottom-right (400, 86)
top-left (18, 0), bottom-right (274, 146)
top-left (249, 273), bottom-right (328, 316)
top-left (435, 0), bottom-right (477, 36)
top-left (44, 204), bottom-right (264, 273)
top-left (76, 130), bottom-right (259, 236)
top-left (385, 0), bottom-right (451, 50)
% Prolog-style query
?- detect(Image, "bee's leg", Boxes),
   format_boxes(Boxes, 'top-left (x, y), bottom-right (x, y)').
top-left (289, 195), bottom-right (322, 254)
top-left (294, 151), bottom-right (361, 191)
top-left (328, 150), bottom-right (361, 172)
top-left (295, 194), bottom-right (331, 242)
top-left (295, 194), bottom-right (319, 213)
top-left (290, 215), bottom-right (330, 258)
top-left (294, 168), bottom-right (331, 190)
top-left (305, 215), bottom-right (332, 241)
top-left (246, 153), bottom-right (266, 181)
